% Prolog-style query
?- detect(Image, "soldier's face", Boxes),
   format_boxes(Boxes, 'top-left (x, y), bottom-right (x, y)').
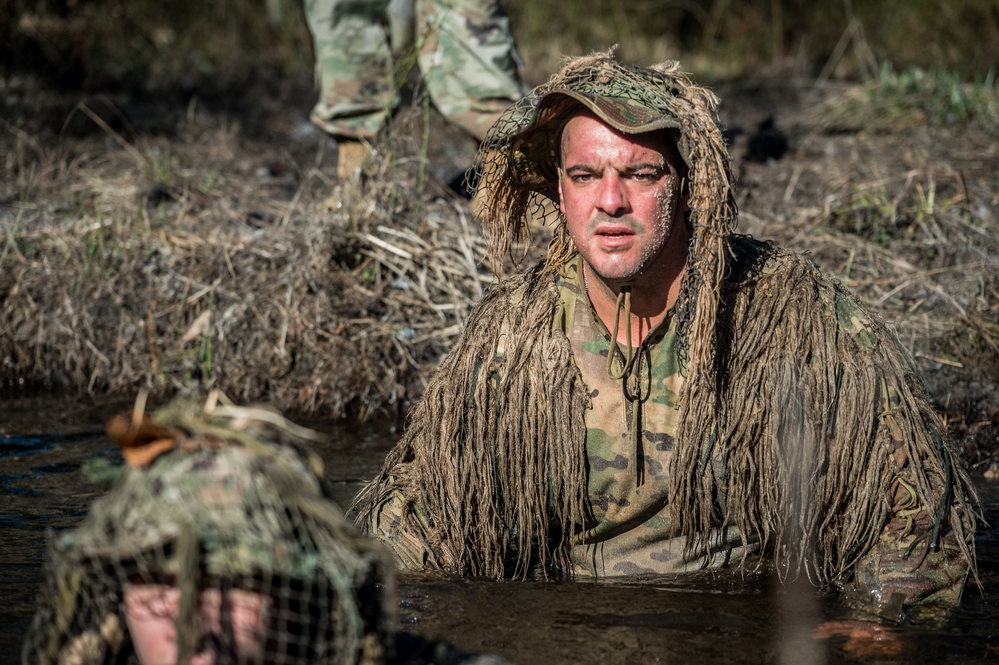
top-left (557, 112), bottom-right (685, 286)
top-left (124, 582), bottom-right (271, 665)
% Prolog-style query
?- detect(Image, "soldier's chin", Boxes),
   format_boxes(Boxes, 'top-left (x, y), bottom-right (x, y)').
top-left (589, 263), bottom-right (646, 286)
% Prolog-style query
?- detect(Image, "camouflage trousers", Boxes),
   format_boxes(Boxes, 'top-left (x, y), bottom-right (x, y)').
top-left (305, 0), bottom-right (526, 140)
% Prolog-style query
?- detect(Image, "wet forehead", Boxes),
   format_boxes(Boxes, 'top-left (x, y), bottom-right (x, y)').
top-left (560, 111), bottom-right (679, 170)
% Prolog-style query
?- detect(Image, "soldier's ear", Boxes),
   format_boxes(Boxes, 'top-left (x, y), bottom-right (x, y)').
top-left (679, 175), bottom-right (694, 233)
top-left (557, 167), bottom-right (566, 214)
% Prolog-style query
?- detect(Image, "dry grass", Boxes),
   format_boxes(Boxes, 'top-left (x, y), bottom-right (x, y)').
top-left (1, 93), bottom-right (491, 420)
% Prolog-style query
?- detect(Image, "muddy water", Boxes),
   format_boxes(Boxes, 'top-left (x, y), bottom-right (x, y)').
top-left (2, 396), bottom-right (997, 663)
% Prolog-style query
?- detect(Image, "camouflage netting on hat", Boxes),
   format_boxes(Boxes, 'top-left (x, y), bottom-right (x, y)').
top-left (22, 392), bottom-right (395, 665)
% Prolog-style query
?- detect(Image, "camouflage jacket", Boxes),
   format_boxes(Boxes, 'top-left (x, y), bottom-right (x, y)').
top-left (359, 236), bottom-right (975, 612)
top-left (555, 255), bottom-right (758, 575)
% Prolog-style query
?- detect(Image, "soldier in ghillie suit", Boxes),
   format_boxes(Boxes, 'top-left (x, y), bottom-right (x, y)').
top-left (353, 51), bottom-right (979, 617)
top-left (22, 393), bottom-right (508, 665)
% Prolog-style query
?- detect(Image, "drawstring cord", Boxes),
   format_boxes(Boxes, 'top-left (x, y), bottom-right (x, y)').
top-left (602, 284), bottom-right (649, 401)
top-left (605, 287), bottom-right (634, 382)
top-left (585, 270), bottom-right (648, 486)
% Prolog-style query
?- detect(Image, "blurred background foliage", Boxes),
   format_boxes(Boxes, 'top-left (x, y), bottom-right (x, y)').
top-left (2, 0), bottom-right (997, 92)
top-left (510, 0), bottom-right (999, 83)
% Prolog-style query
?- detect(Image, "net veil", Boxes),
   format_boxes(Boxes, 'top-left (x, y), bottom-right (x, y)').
top-left (23, 391), bottom-right (395, 665)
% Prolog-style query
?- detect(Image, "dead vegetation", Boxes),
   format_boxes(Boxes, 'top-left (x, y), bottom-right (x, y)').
top-left (1, 82), bottom-right (494, 421)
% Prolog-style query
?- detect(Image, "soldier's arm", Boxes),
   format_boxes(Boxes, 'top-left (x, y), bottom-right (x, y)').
top-left (834, 294), bottom-right (974, 613)
top-left (364, 481), bottom-right (433, 572)
top-left (846, 413), bottom-right (972, 613)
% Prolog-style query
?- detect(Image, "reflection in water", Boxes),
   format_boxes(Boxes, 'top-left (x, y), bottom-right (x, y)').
top-left (777, 576), bottom-right (825, 664)
top-left (1, 396), bottom-right (997, 663)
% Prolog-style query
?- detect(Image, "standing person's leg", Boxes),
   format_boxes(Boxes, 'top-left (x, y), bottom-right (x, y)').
top-left (305, 0), bottom-right (397, 177)
top-left (416, 0), bottom-right (526, 141)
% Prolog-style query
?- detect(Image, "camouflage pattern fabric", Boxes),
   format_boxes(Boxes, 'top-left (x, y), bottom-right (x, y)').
top-left (556, 256), bottom-right (761, 575)
top-left (22, 394), bottom-right (396, 665)
top-left (305, 0), bottom-right (525, 140)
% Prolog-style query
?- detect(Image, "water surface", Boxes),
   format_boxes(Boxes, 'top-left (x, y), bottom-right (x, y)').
top-left (2, 396), bottom-right (997, 663)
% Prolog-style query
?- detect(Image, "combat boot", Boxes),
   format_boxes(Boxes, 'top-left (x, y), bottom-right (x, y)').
top-left (336, 139), bottom-right (371, 180)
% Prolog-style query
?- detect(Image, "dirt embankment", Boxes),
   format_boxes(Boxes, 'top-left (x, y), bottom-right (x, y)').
top-left (1, 64), bottom-right (997, 468)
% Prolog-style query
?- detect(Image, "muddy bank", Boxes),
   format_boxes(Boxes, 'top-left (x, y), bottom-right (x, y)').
top-left (1, 67), bottom-right (488, 421)
top-left (1, 65), bottom-right (997, 468)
